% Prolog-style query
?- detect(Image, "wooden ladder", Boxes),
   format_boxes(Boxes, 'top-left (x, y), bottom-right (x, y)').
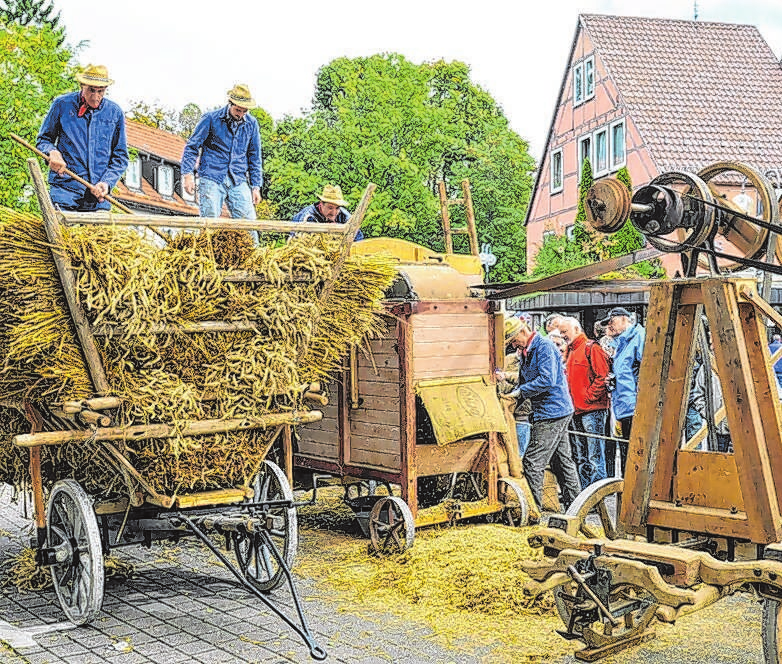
top-left (438, 179), bottom-right (479, 257)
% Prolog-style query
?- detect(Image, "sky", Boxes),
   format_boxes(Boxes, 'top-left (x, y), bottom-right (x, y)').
top-left (53, 0), bottom-right (782, 162)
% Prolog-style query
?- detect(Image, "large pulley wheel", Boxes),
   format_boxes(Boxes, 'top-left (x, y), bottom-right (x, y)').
top-left (47, 479), bottom-right (104, 625)
top-left (585, 178), bottom-right (632, 233)
top-left (763, 598), bottom-right (782, 664)
top-left (233, 460), bottom-right (297, 593)
top-left (697, 161), bottom-right (780, 271)
top-left (565, 478), bottom-right (625, 540)
top-left (368, 496), bottom-right (414, 554)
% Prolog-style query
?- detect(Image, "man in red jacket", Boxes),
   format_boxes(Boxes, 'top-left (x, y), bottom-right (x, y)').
top-left (559, 316), bottom-right (611, 487)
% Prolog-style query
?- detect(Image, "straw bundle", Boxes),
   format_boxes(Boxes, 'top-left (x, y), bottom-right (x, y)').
top-left (0, 208), bottom-right (396, 497)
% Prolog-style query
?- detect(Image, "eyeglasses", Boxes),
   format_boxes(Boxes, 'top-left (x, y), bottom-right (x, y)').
top-left (84, 86), bottom-right (107, 95)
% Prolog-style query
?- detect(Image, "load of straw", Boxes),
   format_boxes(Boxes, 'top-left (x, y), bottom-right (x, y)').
top-left (0, 208), bottom-right (397, 498)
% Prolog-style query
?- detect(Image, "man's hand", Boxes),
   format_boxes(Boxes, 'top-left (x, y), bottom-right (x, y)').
top-left (252, 187), bottom-right (261, 206)
top-left (48, 150), bottom-right (67, 175)
top-left (89, 181), bottom-right (109, 201)
top-left (183, 173), bottom-right (195, 196)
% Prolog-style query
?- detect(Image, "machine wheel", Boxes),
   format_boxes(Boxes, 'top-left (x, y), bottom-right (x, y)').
top-left (47, 479), bottom-right (104, 625)
top-left (234, 460), bottom-right (297, 593)
top-left (565, 478), bottom-right (625, 540)
top-left (496, 477), bottom-right (530, 527)
top-left (763, 599), bottom-right (782, 663)
top-left (368, 496), bottom-right (414, 554)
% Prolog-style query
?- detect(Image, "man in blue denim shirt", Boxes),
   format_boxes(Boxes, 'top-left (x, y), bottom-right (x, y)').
top-left (181, 84), bottom-right (262, 220)
top-left (36, 64), bottom-right (128, 211)
top-left (506, 315), bottom-right (581, 511)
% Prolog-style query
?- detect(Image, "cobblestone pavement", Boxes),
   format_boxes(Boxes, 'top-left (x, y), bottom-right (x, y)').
top-left (0, 484), bottom-right (770, 663)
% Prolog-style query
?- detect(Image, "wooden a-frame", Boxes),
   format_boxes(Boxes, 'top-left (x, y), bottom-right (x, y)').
top-left (620, 278), bottom-right (782, 544)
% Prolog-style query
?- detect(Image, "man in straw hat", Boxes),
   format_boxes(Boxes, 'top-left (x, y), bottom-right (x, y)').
top-left (292, 184), bottom-right (364, 240)
top-left (503, 313), bottom-right (581, 511)
top-left (181, 84), bottom-right (262, 220)
top-left (36, 64), bottom-right (128, 211)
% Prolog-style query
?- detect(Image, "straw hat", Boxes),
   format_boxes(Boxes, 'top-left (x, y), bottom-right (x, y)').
top-left (76, 64), bottom-right (114, 87)
top-left (227, 83), bottom-right (257, 109)
top-left (504, 317), bottom-right (523, 344)
top-left (318, 184), bottom-right (348, 207)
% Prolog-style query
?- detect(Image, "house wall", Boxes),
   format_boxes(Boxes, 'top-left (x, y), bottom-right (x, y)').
top-left (526, 26), bottom-right (660, 271)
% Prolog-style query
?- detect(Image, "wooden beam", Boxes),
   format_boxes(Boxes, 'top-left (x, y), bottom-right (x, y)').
top-left (92, 320), bottom-right (259, 336)
top-left (27, 159), bottom-right (111, 395)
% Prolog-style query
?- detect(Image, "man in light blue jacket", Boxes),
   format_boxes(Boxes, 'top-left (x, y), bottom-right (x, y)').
top-left (181, 84), bottom-right (262, 220)
top-left (506, 315), bottom-right (581, 511)
top-left (601, 307), bottom-right (646, 476)
top-left (36, 64), bottom-right (128, 211)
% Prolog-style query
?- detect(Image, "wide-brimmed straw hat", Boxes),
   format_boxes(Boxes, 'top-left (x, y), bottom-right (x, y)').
top-left (76, 64), bottom-right (114, 87)
top-left (227, 83), bottom-right (257, 109)
top-left (318, 184), bottom-right (348, 207)
top-left (504, 316), bottom-right (523, 344)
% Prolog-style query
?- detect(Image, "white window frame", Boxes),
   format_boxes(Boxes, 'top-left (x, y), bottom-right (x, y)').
top-left (584, 56), bottom-right (595, 101)
top-left (573, 62), bottom-right (584, 106)
top-left (593, 128), bottom-right (609, 177)
top-left (610, 119), bottom-right (626, 170)
top-left (577, 134), bottom-right (592, 181)
top-left (543, 230), bottom-right (557, 241)
top-left (124, 157), bottom-right (141, 190)
top-left (156, 164), bottom-right (174, 197)
top-left (550, 148), bottom-right (563, 194)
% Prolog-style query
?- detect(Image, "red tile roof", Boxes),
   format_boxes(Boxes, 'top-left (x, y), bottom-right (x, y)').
top-left (125, 120), bottom-right (187, 163)
top-left (581, 14), bottom-right (782, 173)
top-left (114, 179), bottom-right (199, 216)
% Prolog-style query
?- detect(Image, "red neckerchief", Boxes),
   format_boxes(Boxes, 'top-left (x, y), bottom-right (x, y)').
top-left (77, 95), bottom-right (94, 118)
top-left (522, 331), bottom-right (537, 358)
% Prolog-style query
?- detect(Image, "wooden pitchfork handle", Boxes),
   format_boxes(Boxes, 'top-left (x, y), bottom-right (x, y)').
top-left (11, 133), bottom-right (134, 214)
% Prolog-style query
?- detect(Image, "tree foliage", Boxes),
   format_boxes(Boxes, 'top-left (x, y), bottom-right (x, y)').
top-left (0, 21), bottom-right (73, 210)
top-left (0, 0), bottom-right (64, 44)
top-left (263, 54), bottom-right (534, 281)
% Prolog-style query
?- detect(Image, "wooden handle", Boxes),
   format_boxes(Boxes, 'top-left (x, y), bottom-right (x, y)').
top-left (79, 409), bottom-right (112, 427)
top-left (303, 391), bottom-right (328, 406)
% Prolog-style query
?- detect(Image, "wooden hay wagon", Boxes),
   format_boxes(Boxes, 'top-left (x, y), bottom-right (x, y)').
top-left (1, 160), bottom-right (381, 660)
top-left (293, 231), bottom-right (537, 554)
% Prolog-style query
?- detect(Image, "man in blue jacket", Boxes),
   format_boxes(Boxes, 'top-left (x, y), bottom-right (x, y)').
top-left (506, 315), bottom-right (581, 511)
top-left (601, 307), bottom-right (646, 475)
top-left (292, 185), bottom-right (364, 241)
top-left (181, 84), bottom-right (262, 220)
top-left (36, 64), bottom-right (128, 211)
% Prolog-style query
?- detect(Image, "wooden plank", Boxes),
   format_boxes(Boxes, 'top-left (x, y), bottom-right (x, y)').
top-left (351, 408), bottom-right (402, 425)
top-left (27, 159), bottom-right (110, 395)
top-left (411, 325), bottom-right (488, 343)
top-left (357, 366), bottom-right (400, 383)
top-left (703, 280), bottom-right (782, 543)
top-left (295, 439), bottom-right (340, 460)
top-left (674, 450), bottom-right (744, 511)
top-left (412, 339), bottom-right (489, 360)
top-left (650, 301), bottom-right (700, 501)
top-left (415, 440), bottom-right (486, 476)
top-left (174, 488), bottom-right (251, 509)
top-left (356, 381), bottom-right (401, 398)
top-left (411, 300), bottom-right (492, 315)
top-left (413, 355), bottom-right (489, 381)
top-left (646, 500), bottom-right (753, 540)
top-left (411, 312), bottom-right (490, 329)
top-left (621, 281), bottom-right (677, 534)
top-left (349, 420), bottom-right (401, 443)
top-left (399, 313), bottom-right (417, 516)
top-left (349, 445), bottom-right (401, 471)
top-left (297, 427), bottom-right (339, 447)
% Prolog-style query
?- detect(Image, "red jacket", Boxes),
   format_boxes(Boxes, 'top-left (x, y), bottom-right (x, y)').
top-left (565, 334), bottom-right (610, 414)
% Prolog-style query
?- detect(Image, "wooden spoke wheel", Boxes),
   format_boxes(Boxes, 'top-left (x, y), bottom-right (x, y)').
top-left (368, 496), bottom-right (414, 555)
top-left (555, 581), bottom-right (657, 647)
top-left (697, 161), bottom-right (780, 272)
top-left (233, 460), bottom-right (297, 593)
top-left (496, 477), bottom-right (530, 527)
top-left (47, 479), bottom-right (104, 625)
top-left (762, 598), bottom-right (782, 664)
top-left (565, 478), bottom-right (625, 540)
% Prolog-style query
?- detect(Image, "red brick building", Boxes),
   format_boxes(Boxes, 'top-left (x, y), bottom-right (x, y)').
top-left (525, 14), bottom-right (782, 273)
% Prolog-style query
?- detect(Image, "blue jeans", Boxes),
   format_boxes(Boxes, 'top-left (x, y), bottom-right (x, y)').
top-left (516, 422), bottom-right (531, 458)
top-left (198, 175), bottom-right (256, 220)
top-left (684, 406), bottom-right (703, 442)
top-left (571, 410), bottom-right (608, 488)
top-left (523, 414), bottom-right (581, 511)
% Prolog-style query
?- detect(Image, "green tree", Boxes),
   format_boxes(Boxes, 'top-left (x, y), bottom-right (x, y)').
top-left (126, 99), bottom-right (178, 133)
top-left (0, 22), bottom-right (73, 210)
top-left (0, 0), bottom-right (64, 44)
top-left (264, 53), bottom-right (534, 281)
top-left (178, 102), bottom-right (202, 139)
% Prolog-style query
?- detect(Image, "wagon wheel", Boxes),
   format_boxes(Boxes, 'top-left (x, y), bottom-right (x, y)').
top-left (696, 161), bottom-right (780, 272)
top-left (555, 581), bottom-right (657, 648)
top-left (565, 478), bottom-right (625, 540)
top-left (233, 460), bottom-right (297, 593)
top-left (368, 496), bottom-right (414, 555)
top-left (762, 598), bottom-right (782, 663)
top-left (47, 479), bottom-right (104, 625)
top-left (495, 477), bottom-right (530, 527)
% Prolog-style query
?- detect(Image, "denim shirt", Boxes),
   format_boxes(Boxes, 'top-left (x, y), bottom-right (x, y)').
top-left (611, 323), bottom-right (645, 420)
top-left (181, 105), bottom-right (262, 189)
top-left (36, 92), bottom-right (128, 210)
top-left (518, 333), bottom-right (574, 423)
top-left (291, 203), bottom-right (364, 241)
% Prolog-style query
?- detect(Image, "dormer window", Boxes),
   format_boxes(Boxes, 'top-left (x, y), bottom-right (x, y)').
top-left (124, 157), bottom-right (141, 190)
top-left (156, 165), bottom-right (174, 197)
top-left (573, 55), bottom-right (595, 107)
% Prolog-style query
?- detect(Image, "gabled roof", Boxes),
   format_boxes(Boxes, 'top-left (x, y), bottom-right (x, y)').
top-left (125, 120), bottom-right (186, 163)
top-left (581, 13), bottom-right (782, 173)
top-left (114, 178), bottom-right (199, 216)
